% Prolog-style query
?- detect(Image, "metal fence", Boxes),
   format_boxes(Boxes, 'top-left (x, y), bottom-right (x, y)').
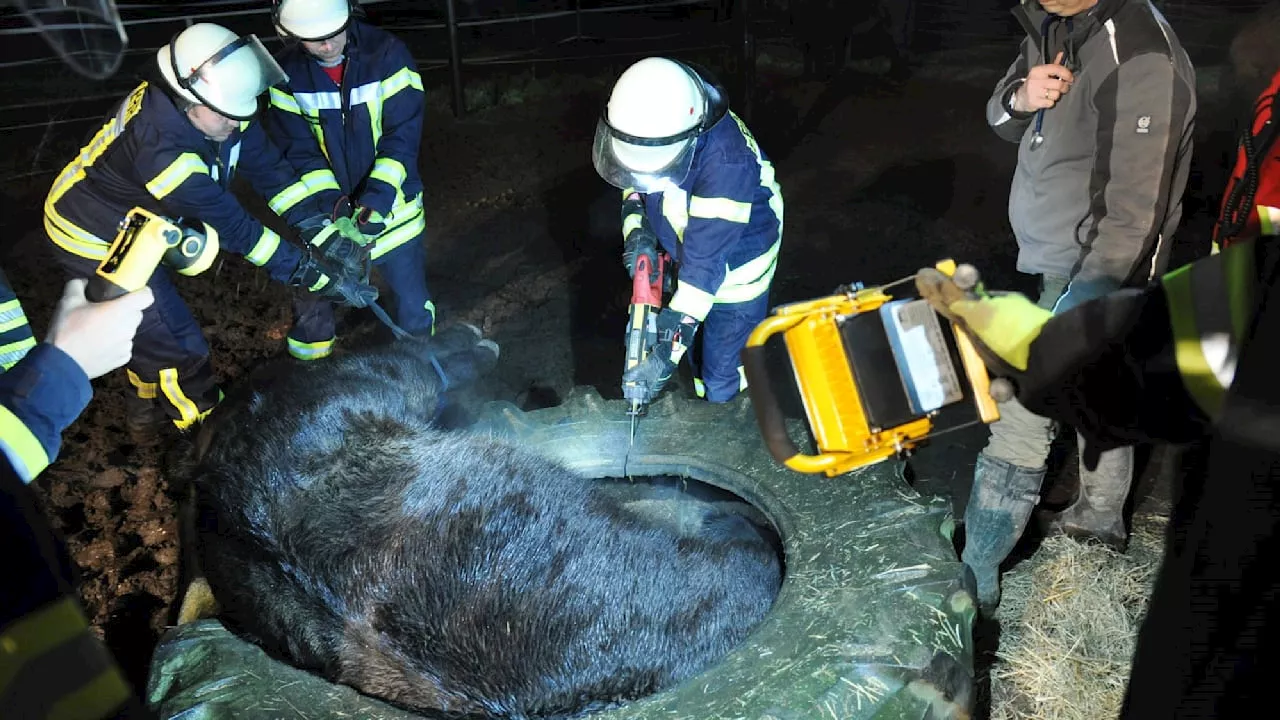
top-left (0, 0), bottom-right (743, 119)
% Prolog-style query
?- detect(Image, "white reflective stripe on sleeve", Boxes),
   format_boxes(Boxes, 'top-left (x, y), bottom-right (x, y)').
top-left (661, 187), bottom-right (690, 241)
top-left (669, 282), bottom-right (716, 321)
top-left (370, 157), bottom-right (408, 189)
top-left (689, 196), bottom-right (752, 224)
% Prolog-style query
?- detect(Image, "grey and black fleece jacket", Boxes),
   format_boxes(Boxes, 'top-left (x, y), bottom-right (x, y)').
top-left (987, 0), bottom-right (1196, 313)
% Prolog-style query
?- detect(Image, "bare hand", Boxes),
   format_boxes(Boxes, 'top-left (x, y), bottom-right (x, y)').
top-left (1013, 51), bottom-right (1074, 113)
top-left (45, 278), bottom-right (154, 380)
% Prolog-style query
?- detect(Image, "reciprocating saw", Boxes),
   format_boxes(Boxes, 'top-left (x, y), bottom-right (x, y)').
top-left (622, 252), bottom-right (669, 443)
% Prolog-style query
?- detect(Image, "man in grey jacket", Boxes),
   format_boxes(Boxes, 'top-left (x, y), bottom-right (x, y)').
top-left (965, 0), bottom-right (1195, 614)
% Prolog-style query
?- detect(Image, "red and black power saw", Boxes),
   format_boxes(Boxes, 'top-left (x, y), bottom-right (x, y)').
top-left (623, 252), bottom-right (671, 442)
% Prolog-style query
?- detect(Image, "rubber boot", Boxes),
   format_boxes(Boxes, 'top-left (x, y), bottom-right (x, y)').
top-left (1042, 444), bottom-right (1133, 552)
top-left (126, 394), bottom-right (173, 447)
top-left (961, 452), bottom-right (1046, 615)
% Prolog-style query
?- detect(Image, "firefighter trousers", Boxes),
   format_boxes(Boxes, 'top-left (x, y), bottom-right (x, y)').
top-left (47, 247), bottom-right (220, 429)
top-left (692, 291), bottom-right (772, 403)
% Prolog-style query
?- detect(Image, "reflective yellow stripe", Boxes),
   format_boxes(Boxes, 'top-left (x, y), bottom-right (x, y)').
top-left (44, 212), bottom-right (111, 259)
top-left (1224, 238), bottom-right (1256, 340)
top-left (1162, 241), bottom-right (1256, 419)
top-left (47, 662), bottom-right (131, 720)
top-left (127, 369), bottom-right (158, 400)
top-left (268, 86), bottom-right (302, 114)
top-left (622, 213), bottom-right (643, 239)
top-left (669, 282), bottom-right (716, 321)
top-left (302, 168), bottom-right (340, 195)
top-left (689, 196), bottom-right (752, 224)
top-left (0, 597), bottom-right (87, 687)
top-left (0, 315), bottom-right (29, 335)
top-left (1258, 204), bottom-right (1280, 235)
top-left (0, 338), bottom-right (37, 370)
top-left (370, 157), bottom-right (408, 189)
top-left (158, 368), bottom-right (203, 429)
top-left (270, 170), bottom-right (340, 215)
top-left (311, 274), bottom-right (330, 292)
top-left (370, 195), bottom-right (425, 260)
top-left (0, 299), bottom-right (24, 321)
top-left (693, 377), bottom-right (706, 398)
top-left (287, 336), bottom-right (335, 361)
top-left (0, 403), bottom-right (50, 483)
top-left (717, 239), bottom-right (781, 304)
top-left (144, 152), bottom-right (208, 200)
top-left (662, 187), bottom-right (690, 242)
top-left (245, 228), bottom-right (281, 267)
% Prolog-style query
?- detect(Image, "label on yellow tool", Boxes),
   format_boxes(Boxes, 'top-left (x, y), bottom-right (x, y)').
top-left (881, 299), bottom-right (963, 414)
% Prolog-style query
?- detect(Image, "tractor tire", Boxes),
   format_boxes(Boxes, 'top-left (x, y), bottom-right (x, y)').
top-left (146, 389), bottom-right (975, 719)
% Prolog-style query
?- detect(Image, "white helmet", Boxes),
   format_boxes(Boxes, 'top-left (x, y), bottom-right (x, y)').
top-left (156, 23), bottom-right (287, 121)
top-left (9, 0), bottom-right (128, 79)
top-left (592, 57), bottom-right (728, 192)
top-left (274, 0), bottom-right (352, 42)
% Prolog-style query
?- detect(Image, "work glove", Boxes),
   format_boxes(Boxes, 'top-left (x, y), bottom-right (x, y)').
top-left (914, 263), bottom-right (1053, 384)
top-left (297, 214), bottom-right (370, 281)
top-left (289, 249), bottom-right (379, 309)
top-left (622, 308), bottom-right (699, 404)
top-left (623, 224), bottom-right (660, 282)
top-left (353, 204), bottom-right (387, 240)
top-left (333, 195), bottom-right (387, 242)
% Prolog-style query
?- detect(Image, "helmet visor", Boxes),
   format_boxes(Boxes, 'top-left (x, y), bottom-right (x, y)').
top-left (174, 34), bottom-right (287, 121)
top-left (591, 115), bottom-right (698, 194)
top-left (16, 0), bottom-right (128, 80)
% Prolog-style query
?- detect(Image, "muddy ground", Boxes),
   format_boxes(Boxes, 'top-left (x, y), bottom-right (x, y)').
top-left (0, 9), bottom-right (1252, 716)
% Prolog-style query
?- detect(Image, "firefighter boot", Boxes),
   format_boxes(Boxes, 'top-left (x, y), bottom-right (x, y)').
top-left (125, 394), bottom-right (173, 446)
top-left (1042, 444), bottom-right (1133, 552)
top-left (962, 452), bottom-right (1045, 615)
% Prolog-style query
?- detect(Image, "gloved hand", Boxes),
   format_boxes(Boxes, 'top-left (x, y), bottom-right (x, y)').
top-left (331, 194), bottom-right (355, 223)
top-left (289, 250), bottom-right (379, 309)
top-left (915, 264), bottom-right (1053, 375)
top-left (623, 225), bottom-right (659, 282)
top-left (622, 309), bottom-right (699, 404)
top-left (298, 215), bottom-right (369, 281)
top-left (353, 205), bottom-right (386, 240)
top-left (46, 278), bottom-right (154, 380)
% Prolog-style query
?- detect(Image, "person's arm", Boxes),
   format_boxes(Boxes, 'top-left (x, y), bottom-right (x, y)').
top-left (263, 91), bottom-right (345, 215)
top-left (667, 154), bottom-right (758, 323)
top-left (1017, 286), bottom-right (1210, 452)
top-left (1056, 53), bottom-right (1194, 311)
top-left (136, 140), bottom-right (305, 284)
top-left (355, 43), bottom-right (424, 219)
top-left (986, 38), bottom-right (1035, 143)
top-left (0, 344), bottom-right (91, 484)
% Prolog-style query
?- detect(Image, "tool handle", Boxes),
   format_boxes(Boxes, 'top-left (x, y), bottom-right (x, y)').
top-left (741, 327), bottom-right (805, 468)
top-left (85, 275), bottom-right (128, 303)
top-left (631, 254), bottom-right (664, 307)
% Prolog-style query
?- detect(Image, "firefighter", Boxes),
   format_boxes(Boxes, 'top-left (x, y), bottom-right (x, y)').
top-left (915, 230), bottom-right (1280, 716)
top-left (267, 0), bottom-right (435, 361)
top-left (0, 268), bottom-right (35, 372)
top-left (593, 57), bottom-right (784, 404)
top-left (42, 22), bottom-right (376, 441)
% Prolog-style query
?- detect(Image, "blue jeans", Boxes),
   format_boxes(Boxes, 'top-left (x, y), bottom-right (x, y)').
top-left (982, 273), bottom-right (1134, 538)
